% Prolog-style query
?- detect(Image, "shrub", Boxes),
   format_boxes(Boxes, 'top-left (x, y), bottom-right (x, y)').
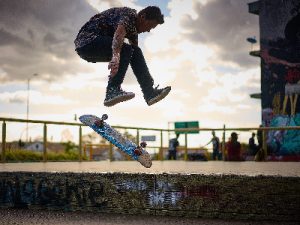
top-left (1, 148), bottom-right (87, 162)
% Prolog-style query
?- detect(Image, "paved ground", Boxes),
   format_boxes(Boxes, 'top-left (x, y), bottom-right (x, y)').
top-left (0, 209), bottom-right (298, 225)
top-left (0, 161), bottom-right (299, 176)
top-left (0, 162), bottom-right (299, 224)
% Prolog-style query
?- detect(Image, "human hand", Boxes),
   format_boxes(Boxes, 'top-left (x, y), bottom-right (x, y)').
top-left (108, 54), bottom-right (120, 77)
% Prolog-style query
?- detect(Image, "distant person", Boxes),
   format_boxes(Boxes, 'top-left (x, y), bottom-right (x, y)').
top-left (226, 132), bottom-right (242, 161)
top-left (74, 6), bottom-right (171, 107)
top-left (248, 132), bottom-right (259, 156)
top-left (203, 131), bottom-right (221, 160)
top-left (18, 139), bottom-right (25, 148)
top-left (257, 125), bottom-right (263, 149)
top-left (168, 133), bottom-right (179, 160)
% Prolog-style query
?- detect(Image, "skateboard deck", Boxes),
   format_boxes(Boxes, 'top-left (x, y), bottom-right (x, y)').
top-left (79, 114), bottom-right (152, 168)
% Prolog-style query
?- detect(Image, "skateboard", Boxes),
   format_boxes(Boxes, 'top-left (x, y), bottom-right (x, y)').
top-left (79, 114), bottom-right (152, 168)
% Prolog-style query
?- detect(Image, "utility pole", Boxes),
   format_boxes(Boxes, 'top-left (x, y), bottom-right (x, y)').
top-left (26, 73), bottom-right (38, 143)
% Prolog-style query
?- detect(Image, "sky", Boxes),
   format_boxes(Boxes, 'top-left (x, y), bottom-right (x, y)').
top-left (0, 0), bottom-right (261, 147)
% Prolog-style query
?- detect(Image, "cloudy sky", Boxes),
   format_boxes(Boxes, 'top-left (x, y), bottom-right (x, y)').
top-left (0, 0), bottom-right (261, 146)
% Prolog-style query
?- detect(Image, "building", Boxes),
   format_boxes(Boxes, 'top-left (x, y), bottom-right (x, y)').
top-left (248, 0), bottom-right (300, 158)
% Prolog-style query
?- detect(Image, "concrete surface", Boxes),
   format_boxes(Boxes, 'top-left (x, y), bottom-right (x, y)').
top-left (1, 161), bottom-right (299, 222)
top-left (0, 209), bottom-right (298, 225)
top-left (0, 161), bottom-right (299, 176)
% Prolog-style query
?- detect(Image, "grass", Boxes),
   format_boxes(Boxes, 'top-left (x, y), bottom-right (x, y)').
top-left (0, 149), bottom-right (87, 162)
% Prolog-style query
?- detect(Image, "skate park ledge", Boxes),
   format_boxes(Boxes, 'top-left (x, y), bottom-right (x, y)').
top-left (0, 162), bottom-right (299, 222)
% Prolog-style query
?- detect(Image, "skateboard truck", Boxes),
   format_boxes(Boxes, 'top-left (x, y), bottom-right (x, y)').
top-left (94, 114), bottom-right (108, 127)
top-left (134, 141), bottom-right (147, 156)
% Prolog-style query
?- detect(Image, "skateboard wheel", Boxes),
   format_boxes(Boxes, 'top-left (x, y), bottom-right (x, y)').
top-left (94, 119), bottom-right (103, 127)
top-left (134, 148), bottom-right (142, 156)
top-left (140, 141), bottom-right (147, 148)
top-left (101, 114), bottom-right (108, 120)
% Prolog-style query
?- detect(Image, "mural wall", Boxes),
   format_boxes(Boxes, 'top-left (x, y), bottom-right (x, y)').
top-left (0, 172), bottom-right (299, 221)
top-left (260, 0), bottom-right (300, 158)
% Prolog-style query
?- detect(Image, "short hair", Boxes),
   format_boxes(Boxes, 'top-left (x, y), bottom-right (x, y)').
top-left (138, 6), bottom-right (164, 24)
top-left (231, 132), bottom-right (238, 138)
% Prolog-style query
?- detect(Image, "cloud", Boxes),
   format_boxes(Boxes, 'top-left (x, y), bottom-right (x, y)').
top-left (179, 0), bottom-right (259, 68)
top-left (0, 0), bottom-right (97, 82)
top-left (0, 0), bottom-right (262, 142)
top-left (0, 90), bottom-right (74, 105)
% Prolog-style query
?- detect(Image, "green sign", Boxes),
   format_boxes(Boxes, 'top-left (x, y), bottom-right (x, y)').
top-left (174, 121), bottom-right (199, 134)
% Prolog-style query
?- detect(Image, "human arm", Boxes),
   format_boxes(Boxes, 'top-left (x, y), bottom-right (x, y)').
top-left (129, 35), bottom-right (138, 46)
top-left (108, 24), bottom-right (126, 77)
top-left (204, 139), bottom-right (212, 147)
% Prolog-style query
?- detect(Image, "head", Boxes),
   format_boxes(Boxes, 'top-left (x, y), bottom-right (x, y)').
top-left (137, 6), bottom-right (164, 33)
top-left (231, 132), bottom-right (238, 141)
top-left (252, 132), bottom-right (256, 137)
top-left (212, 130), bottom-right (215, 137)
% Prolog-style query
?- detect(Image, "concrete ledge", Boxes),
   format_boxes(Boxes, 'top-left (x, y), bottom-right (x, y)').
top-left (0, 169), bottom-right (299, 222)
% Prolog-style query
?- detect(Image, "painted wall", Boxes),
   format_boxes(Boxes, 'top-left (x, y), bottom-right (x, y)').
top-left (0, 172), bottom-right (299, 221)
top-left (260, 0), bottom-right (300, 157)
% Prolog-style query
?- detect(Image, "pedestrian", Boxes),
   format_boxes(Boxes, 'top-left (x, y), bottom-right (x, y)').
top-left (226, 132), bottom-right (242, 161)
top-left (74, 6), bottom-right (171, 107)
top-left (203, 131), bottom-right (221, 160)
top-left (248, 132), bottom-right (259, 156)
top-left (257, 125), bottom-right (263, 149)
top-left (168, 133), bottom-right (179, 160)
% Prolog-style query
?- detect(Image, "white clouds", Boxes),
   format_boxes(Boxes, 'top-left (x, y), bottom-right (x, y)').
top-left (0, 90), bottom-right (74, 105)
top-left (167, 0), bottom-right (198, 19)
top-left (141, 0), bottom-right (261, 129)
top-left (86, 0), bottom-right (142, 11)
top-left (198, 102), bottom-right (236, 114)
top-left (0, 0), bottom-right (262, 144)
top-left (0, 0), bottom-right (97, 82)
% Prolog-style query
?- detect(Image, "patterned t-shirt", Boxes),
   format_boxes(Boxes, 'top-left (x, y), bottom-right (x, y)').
top-left (74, 7), bottom-right (138, 49)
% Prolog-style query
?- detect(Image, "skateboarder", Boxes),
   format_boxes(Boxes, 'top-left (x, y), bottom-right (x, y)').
top-left (75, 6), bottom-right (171, 107)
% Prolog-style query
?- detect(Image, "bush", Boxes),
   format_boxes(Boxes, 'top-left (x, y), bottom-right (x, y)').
top-left (1, 149), bottom-right (87, 162)
top-left (5, 149), bottom-right (42, 162)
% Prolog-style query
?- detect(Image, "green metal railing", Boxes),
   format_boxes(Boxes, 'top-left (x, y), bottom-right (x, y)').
top-left (0, 117), bottom-right (171, 163)
top-left (1, 117), bottom-right (300, 163)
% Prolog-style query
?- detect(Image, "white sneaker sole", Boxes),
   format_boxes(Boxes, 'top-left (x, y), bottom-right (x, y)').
top-left (104, 93), bottom-right (135, 107)
top-left (147, 87), bottom-right (171, 106)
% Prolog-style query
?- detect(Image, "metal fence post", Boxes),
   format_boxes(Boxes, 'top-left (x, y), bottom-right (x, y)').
top-left (109, 142), bottom-right (113, 161)
top-left (79, 125), bottom-right (82, 162)
top-left (222, 124), bottom-right (226, 161)
top-left (1, 121), bottom-right (6, 163)
top-left (43, 123), bottom-right (47, 162)
top-left (184, 133), bottom-right (188, 161)
top-left (160, 130), bottom-right (163, 160)
top-left (136, 129), bottom-right (139, 145)
top-left (262, 129), bottom-right (267, 160)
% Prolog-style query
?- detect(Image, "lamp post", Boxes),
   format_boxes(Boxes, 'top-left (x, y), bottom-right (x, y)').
top-left (26, 73), bottom-right (38, 143)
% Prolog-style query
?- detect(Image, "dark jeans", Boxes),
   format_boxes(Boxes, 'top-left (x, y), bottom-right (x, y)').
top-left (168, 150), bottom-right (177, 160)
top-left (212, 149), bottom-right (221, 160)
top-left (76, 36), bottom-right (154, 97)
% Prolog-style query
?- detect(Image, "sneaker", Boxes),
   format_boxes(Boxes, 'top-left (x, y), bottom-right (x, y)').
top-left (145, 85), bottom-right (171, 106)
top-left (104, 87), bottom-right (135, 107)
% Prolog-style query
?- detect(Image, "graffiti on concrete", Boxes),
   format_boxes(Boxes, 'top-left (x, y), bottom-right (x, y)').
top-left (260, 0), bottom-right (300, 158)
top-left (0, 175), bottom-right (107, 209)
top-left (182, 185), bottom-right (218, 199)
top-left (149, 180), bottom-right (218, 207)
top-left (113, 179), bottom-right (218, 207)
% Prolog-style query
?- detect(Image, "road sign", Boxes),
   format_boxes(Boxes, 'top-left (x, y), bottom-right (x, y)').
top-left (141, 135), bottom-right (156, 142)
top-left (174, 121), bottom-right (199, 134)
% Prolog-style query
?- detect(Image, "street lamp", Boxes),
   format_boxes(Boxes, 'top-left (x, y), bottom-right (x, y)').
top-left (26, 73), bottom-right (38, 143)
